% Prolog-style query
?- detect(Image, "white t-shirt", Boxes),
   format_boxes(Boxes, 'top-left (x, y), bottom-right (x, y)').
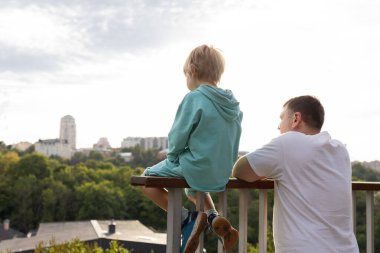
top-left (246, 131), bottom-right (359, 253)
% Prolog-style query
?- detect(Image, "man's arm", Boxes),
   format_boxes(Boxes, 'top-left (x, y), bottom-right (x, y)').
top-left (232, 156), bottom-right (265, 182)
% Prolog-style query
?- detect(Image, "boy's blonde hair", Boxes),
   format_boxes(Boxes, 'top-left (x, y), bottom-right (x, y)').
top-left (183, 44), bottom-right (225, 84)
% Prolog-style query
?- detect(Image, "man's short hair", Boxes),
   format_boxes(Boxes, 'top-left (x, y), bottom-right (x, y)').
top-left (284, 95), bottom-right (325, 130)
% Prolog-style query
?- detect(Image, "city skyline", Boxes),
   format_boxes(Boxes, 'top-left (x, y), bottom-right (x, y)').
top-left (8, 114), bottom-right (169, 150)
top-left (1, 0), bottom-right (380, 162)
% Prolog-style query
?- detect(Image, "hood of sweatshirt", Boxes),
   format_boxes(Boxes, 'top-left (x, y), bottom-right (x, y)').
top-left (197, 84), bottom-right (242, 122)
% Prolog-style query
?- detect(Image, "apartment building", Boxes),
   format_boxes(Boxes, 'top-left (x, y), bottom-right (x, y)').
top-left (121, 136), bottom-right (168, 150)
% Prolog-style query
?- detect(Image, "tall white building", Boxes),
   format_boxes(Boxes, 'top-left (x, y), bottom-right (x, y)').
top-left (35, 115), bottom-right (76, 159)
top-left (60, 115), bottom-right (76, 151)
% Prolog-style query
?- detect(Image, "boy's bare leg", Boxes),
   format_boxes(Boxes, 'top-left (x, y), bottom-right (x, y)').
top-left (204, 193), bottom-right (216, 211)
top-left (187, 192), bottom-right (215, 211)
top-left (140, 186), bottom-right (169, 211)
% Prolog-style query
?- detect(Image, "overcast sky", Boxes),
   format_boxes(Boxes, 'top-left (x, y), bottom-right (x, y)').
top-left (0, 0), bottom-right (379, 162)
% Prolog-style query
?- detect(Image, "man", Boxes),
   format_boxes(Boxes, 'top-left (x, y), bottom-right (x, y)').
top-left (232, 95), bottom-right (359, 253)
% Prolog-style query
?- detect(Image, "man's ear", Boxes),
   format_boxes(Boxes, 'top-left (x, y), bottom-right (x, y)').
top-left (291, 112), bottom-right (302, 128)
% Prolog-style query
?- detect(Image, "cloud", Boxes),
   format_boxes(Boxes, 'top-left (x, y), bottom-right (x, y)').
top-left (0, 45), bottom-right (62, 72)
top-left (0, 1), bottom-right (184, 74)
top-left (55, 1), bottom-right (207, 51)
top-left (0, 0), bottom-right (246, 75)
top-left (1, 0), bottom-right (254, 53)
top-left (0, 5), bottom-right (88, 74)
top-left (0, 91), bottom-right (10, 118)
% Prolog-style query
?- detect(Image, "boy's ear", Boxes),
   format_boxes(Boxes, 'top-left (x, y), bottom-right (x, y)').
top-left (189, 64), bottom-right (198, 77)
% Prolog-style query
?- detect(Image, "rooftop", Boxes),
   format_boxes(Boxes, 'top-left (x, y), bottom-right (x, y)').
top-left (0, 220), bottom-right (166, 253)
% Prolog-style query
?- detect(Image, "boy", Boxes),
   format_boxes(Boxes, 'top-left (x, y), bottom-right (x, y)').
top-left (140, 44), bottom-right (243, 253)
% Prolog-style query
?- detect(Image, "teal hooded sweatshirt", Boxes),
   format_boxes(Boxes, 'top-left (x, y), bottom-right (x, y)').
top-left (148, 84), bottom-right (243, 192)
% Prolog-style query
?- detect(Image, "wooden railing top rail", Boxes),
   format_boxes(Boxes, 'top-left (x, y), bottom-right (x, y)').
top-left (130, 176), bottom-right (380, 191)
top-left (352, 181), bottom-right (380, 191)
top-left (130, 176), bottom-right (273, 189)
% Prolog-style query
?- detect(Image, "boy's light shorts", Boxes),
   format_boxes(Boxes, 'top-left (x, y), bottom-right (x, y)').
top-left (142, 160), bottom-right (197, 197)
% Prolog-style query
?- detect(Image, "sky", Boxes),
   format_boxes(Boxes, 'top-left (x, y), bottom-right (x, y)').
top-left (0, 0), bottom-right (379, 162)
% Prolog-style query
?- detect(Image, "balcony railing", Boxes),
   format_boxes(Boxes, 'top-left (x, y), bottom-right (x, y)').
top-left (130, 176), bottom-right (380, 253)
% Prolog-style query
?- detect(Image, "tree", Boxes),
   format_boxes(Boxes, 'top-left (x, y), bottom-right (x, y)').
top-left (89, 150), bottom-right (105, 161)
top-left (34, 239), bottom-right (130, 253)
top-left (0, 151), bottom-right (20, 174)
top-left (0, 173), bottom-right (13, 219)
top-left (13, 153), bottom-right (50, 179)
top-left (122, 146), bottom-right (162, 168)
top-left (0, 141), bottom-right (8, 152)
top-left (352, 162), bottom-right (380, 181)
top-left (41, 180), bottom-right (71, 222)
top-left (70, 151), bottom-right (88, 165)
top-left (9, 175), bottom-right (41, 233)
top-left (75, 181), bottom-right (126, 220)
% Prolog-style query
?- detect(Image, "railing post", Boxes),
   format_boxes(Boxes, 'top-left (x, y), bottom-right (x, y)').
top-left (238, 189), bottom-right (249, 253)
top-left (258, 190), bottom-right (268, 253)
top-left (218, 191), bottom-right (228, 253)
top-left (196, 192), bottom-right (205, 253)
top-left (352, 191), bottom-right (356, 235)
top-left (167, 188), bottom-right (183, 253)
top-left (366, 191), bottom-right (374, 253)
